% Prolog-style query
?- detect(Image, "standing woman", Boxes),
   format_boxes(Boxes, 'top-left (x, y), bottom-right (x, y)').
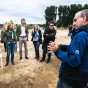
top-left (2, 23), bottom-right (16, 66)
top-left (31, 24), bottom-right (42, 60)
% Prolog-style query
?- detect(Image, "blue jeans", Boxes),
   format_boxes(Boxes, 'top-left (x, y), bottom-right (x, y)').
top-left (57, 79), bottom-right (73, 88)
top-left (6, 42), bottom-right (15, 64)
top-left (33, 41), bottom-right (40, 58)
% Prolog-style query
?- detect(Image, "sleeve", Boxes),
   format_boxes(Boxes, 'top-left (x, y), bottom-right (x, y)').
top-left (39, 30), bottom-right (42, 39)
top-left (38, 30), bottom-right (42, 43)
top-left (59, 44), bottom-right (68, 51)
top-left (26, 27), bottom-right (29, 39)
top-left (54, 33), bottom-right (86, 68)
top-left (43, 30), bottom-right (47, 38)
top-left (31, 31), bottom-right (36, 37)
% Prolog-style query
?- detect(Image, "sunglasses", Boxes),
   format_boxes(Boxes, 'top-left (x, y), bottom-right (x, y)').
top-left (49, 25), bottom-right (54, 26)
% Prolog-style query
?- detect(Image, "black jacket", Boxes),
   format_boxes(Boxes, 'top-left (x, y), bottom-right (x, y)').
top-left (43, 29), bottom-right (56, 44)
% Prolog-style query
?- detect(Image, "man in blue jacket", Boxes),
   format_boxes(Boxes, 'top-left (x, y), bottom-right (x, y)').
top-left (48, 9), bottom-right (88, 88)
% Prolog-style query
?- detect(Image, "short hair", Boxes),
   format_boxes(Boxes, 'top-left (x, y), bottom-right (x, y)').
top-left (21, 18), bottom-right (26, 22)
top-left (78, 9), bottom-right (88, 21)
top-left (49, 21), bottom-right (54, 25)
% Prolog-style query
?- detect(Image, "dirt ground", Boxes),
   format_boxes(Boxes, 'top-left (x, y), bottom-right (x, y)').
top-left (0, 29), bottom-right (71, 88)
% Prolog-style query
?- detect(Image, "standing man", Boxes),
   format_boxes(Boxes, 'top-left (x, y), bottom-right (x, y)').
top-left (48, 9), bottom-right (88, 88)
top-left (17, 18), bottom-right (29, 60)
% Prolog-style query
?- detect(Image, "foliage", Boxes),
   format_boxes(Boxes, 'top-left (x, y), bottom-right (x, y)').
top-left (45, 4), bottom-right (88, 27)
top-left (45, 6), bottom-right (57, 24)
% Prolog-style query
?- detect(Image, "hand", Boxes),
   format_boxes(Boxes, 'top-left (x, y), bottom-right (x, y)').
top-left (27, 38), bottom-right (28, 41)
top-left (47, 41), bottom-right (59, 52)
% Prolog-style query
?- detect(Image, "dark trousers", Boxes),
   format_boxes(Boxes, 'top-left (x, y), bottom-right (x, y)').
top-left (57, 79), bottom-right (73, 88)
top-left (4, 43), bottom-right (7, 52)
top-left (6, 42), bottom-right (15, 64)
top-left (42, 43), bottom-right (51, 61)
top-left (33, 41), bottom-right (40, 58)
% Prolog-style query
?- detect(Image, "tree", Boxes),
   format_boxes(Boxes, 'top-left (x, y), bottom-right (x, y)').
top-left (45, 6), bottom-right (57, 24)
top-left (84, 4), bottom-right (88, 9)
top-left (44, 4), bottom-right (88, 27)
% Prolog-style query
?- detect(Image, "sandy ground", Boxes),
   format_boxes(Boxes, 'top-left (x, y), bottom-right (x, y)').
top-left (0, 29), bottom-right (71, 88)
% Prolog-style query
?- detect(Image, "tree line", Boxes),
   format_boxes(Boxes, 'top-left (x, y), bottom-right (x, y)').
top-left (45, 4), bottom-right (88, 27)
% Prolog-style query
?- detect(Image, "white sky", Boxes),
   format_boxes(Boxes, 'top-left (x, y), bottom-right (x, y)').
top-left (0, 0), bottom-right (88, 24)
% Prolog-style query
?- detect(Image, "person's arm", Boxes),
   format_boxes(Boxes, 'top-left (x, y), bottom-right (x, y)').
top-left (31, 30), bottom-right (36, 37)
top-left (48, 33), bottom-right (86, 68)
top-left (43, 30), bottom-right (47, 38)
top-left (26, 27), bottom-right (29, 40)
top-left (59, 44), bottom-right (69, 51)
top-left (55, 34), bottom-right (86, 68)
top-left (38, 30), bottom-right (42, 43)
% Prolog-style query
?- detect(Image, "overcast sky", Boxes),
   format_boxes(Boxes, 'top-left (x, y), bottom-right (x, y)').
top-left (0, 0), bottom-right (88, 24)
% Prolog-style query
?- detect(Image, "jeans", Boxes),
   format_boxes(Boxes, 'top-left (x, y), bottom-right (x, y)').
top-left (42, 43), bottom-right (51, 61)
top-left (33, 41), bottom-right (40, 58)
top-left (6, 42), bottom-right (15, 64)
top-left (56, 79), bottom-right (73, 88)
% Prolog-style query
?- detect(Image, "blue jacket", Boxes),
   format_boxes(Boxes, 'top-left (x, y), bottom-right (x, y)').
top-left (55, 24), bottom-right (88, 87)
top-left (31, 29), bottom-right (42, 44)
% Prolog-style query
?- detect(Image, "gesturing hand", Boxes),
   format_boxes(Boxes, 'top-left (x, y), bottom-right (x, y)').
top-left (47, 41), bottom-right (59, 52)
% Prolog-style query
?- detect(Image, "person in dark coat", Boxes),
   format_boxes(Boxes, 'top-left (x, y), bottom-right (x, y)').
top-left (40, 22), bottom-right (56, 63)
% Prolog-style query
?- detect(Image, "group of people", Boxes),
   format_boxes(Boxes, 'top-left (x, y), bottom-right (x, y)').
top-left (1, 19), bottom-right (56, 67)
top-left (1, 18), bottom-right (29, 66)
top-left (0, 9), bottom-right (88, 88)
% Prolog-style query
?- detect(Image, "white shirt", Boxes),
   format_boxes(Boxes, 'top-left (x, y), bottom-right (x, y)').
top-left (20, 26), bottom-right (26, 36)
